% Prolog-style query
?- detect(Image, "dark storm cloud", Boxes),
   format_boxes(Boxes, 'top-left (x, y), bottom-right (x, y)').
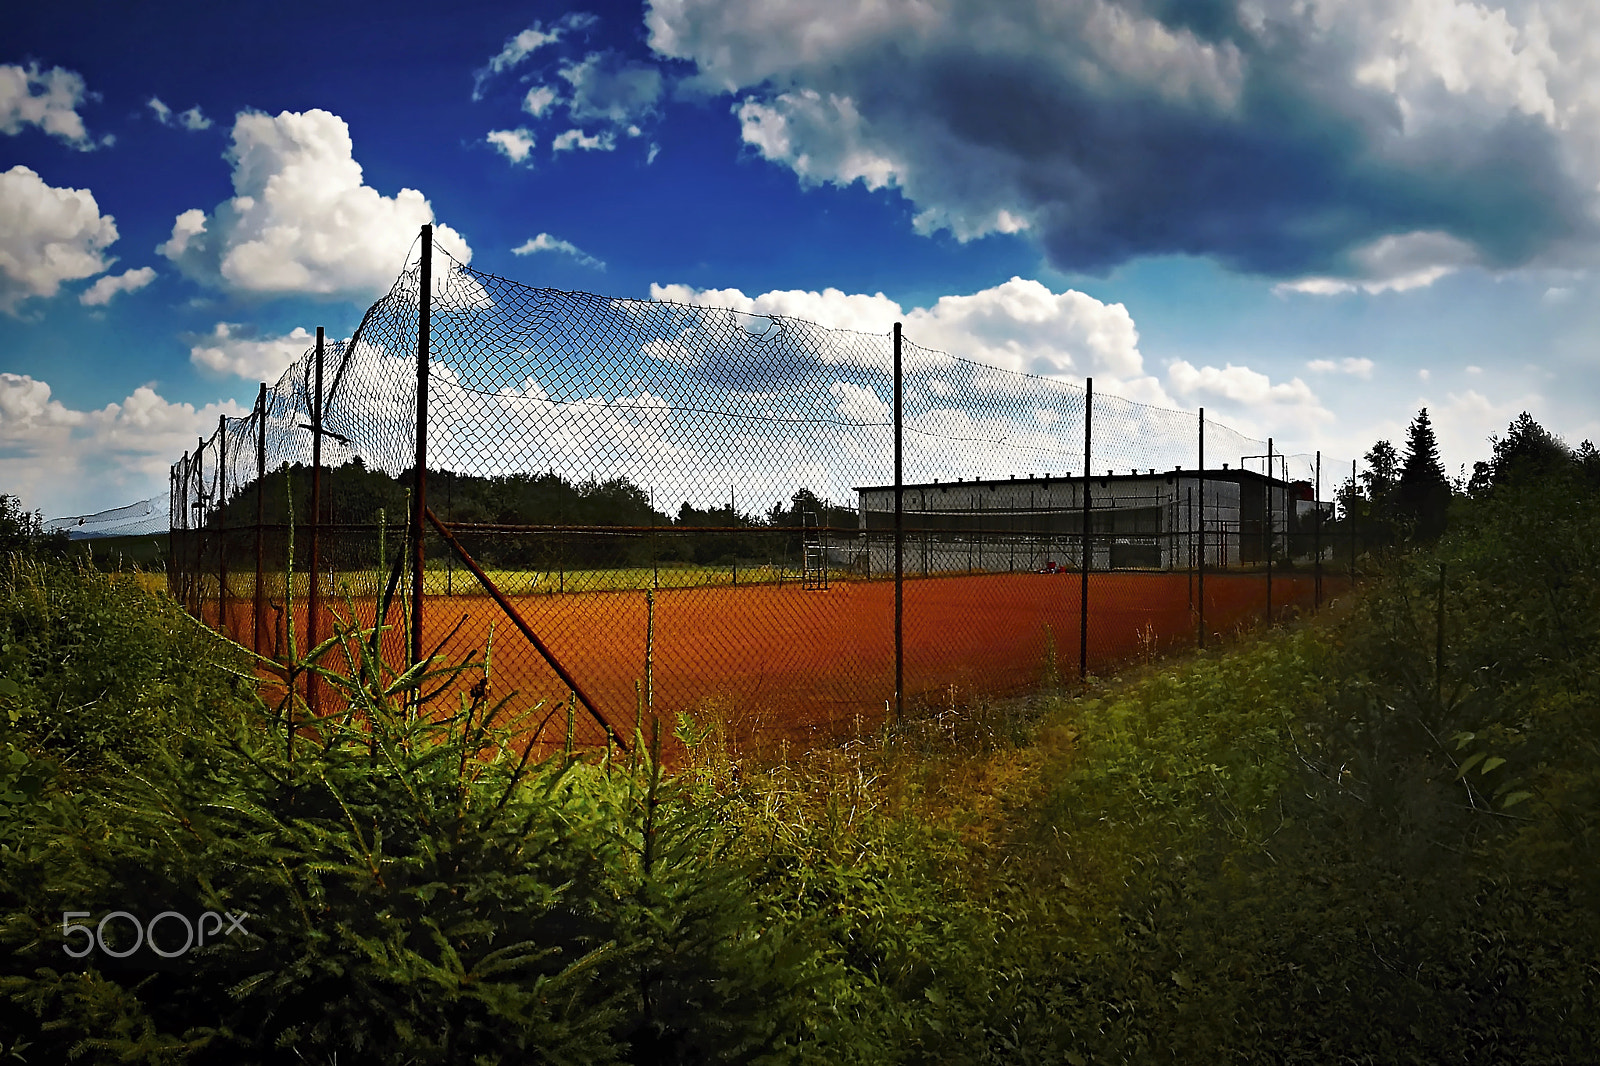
top-left (649, 0), bottom-right (1600, 283)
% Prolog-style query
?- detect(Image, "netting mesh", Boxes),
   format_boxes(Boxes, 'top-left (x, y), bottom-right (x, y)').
top-left (172, 235), bottom-right (1356, 755)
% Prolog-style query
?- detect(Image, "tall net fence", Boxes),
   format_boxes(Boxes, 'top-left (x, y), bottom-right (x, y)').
top-left (172, 232), bottom-right (1358, 754)
top-left (47, 495), bottom-right (169, 539)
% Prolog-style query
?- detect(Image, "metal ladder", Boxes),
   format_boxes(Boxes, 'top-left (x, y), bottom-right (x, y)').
top-left (801, 510), bottom-right (829, 590)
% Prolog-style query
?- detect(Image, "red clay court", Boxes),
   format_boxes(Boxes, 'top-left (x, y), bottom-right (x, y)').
top-left (219, 568), bottom-right (1345, 752)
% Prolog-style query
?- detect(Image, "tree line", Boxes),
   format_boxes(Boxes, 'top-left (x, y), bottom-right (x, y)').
top-left (1336, 407), bottom-right (1599, 553)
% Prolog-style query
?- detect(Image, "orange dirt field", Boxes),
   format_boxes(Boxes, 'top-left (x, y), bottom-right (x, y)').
top-left (210, 570), bottom-right (1347, 753)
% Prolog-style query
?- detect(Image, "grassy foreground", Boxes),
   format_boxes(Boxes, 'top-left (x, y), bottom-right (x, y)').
top-left (1, 463), bottom-right (1597, 1064)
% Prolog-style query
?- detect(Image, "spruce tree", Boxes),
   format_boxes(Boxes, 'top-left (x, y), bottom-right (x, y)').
top-left (1359, 439), bottom-right (1401, 547)
top-left (1399, 407), bottom-right (1450, 541)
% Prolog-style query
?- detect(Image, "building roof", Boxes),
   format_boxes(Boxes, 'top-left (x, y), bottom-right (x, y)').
top-left (853, 467), bottom-right (1291, 493)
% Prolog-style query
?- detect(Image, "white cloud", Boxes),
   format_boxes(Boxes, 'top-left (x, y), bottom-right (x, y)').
top-left (1275, 231), bottom-right (1481, 296)
top-left (1543, 286), bottom-right (1572, 304)
top-left (487, 127), bottom-right (537, 164)
top-left (830, 380), bottom-right (890, 423)
top-left (0, 373), bottom-right (245, 517)
top-left (1465, 365), bottom-right (1482, 374)
top-left (149, 97), bottom-right (212, 131)
top-left (473, 13), bottom-right (598, 100)
top-left (79, 266), bottom-right (156, 306)
top-left (511, 232), bottom-right (605, 269)
top-left (1306, 357), bottom-right (1375, 379)
top-left (158, 108), bottom-right (471, 299)
top-left (0, 63), bottom-right (97, 149)
top-left (189, 322), bottom-right (316, 380)
top-left (551, 127), bottom-right (615, 153)
top-left (1419, 368), bottom-right (1431, 381)
top-left (558, 51), bottom-right (663, 126)
top-left (0, 165), bottom-right (119, 315)
top-left (522, 85), bottom-right (560, 118)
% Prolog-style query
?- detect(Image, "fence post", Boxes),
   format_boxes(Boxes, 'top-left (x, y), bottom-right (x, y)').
top-left (1350, 459), bottom-right (1357, 587)
top-left (412, 225), bottom-right (432, 673)
top-left (1198, 407), bottom-right (1205, 649)
top-left (1314, 450), bottom-right (1322, 609)
top-left (309, 326), bottom-right (324, 717)
top-left (1265, 436), bottom-right (1273, 625)
top-left (218, 414), bottom-right (229, 638)
top-left (1080, 377), bottom-right (1092, 683)
top-left (893, 321), bottom-right (904, 723)
top-left (196, 435), bottom-right (205, 617)
top-left (255, 384), bottom-right (266, 656)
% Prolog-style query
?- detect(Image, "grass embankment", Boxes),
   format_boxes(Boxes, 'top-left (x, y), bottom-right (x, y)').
top-left (1, 466), bottom-right (1596, 1063)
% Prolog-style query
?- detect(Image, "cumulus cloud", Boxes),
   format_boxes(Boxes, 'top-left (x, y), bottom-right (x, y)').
top-left (551, 127), bottom-right (615, 153)
top-left (148, 96), bottom-right (212, 131)
top-left (0, 165), bottom-right (119, 315)
top-left (79, 266), bottom-right (156, 307)
top-left (188, 322), bottom-right (316, 380)
top-left (0, 372), bottom-right (245, 517)
top-left (1307, 357), bottom-right (1375, 379)
top-left (522, 85), bottom-right (560, 118)
top-left (0, 63), bottom-right (99, 149)
top-left (158, 108), bottom-right (471, 299)
top-left (487, 127), bottom-right (537, 163)
top-left (650, 276), bottom-right (1167, 401)
top-left (647, 0), bottom-right (1600, 282)
top-left (472, 13), bottom-right (598, 99)
top-left (512, 232), bottom-right (605, 269)
top-left (1165, 360), bottom-right (1334, 440)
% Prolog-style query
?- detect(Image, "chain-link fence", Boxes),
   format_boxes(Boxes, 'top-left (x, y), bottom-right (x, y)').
top-left (171, 228), bottom-right (1359, 755)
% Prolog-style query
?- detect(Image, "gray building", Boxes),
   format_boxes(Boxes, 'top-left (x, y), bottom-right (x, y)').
top-left (851, 468), bottom-right (1321, 574)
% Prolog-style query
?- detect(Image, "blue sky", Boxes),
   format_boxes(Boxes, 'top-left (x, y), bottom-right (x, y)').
top-left (3, 0), bottom-right (1597, 518)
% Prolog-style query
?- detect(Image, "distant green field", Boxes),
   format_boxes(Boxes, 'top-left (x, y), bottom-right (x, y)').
top-left (175, 560), bottom-right (853, 601)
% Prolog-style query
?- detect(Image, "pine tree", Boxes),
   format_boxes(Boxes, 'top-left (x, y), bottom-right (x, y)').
top-left (1399, 408), bottom-right (1450, 541)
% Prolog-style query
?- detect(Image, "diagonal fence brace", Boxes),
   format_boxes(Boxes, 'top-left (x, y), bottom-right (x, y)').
top-left (425, 507), bottom-right (626, 752)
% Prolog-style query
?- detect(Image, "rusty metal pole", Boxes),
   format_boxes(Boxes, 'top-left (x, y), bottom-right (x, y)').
top-left (218, 414), bottom-right (230, 637)
top-left (893, 322), bottom-right (904, 723)
top-left (1198, 408), bottom-right (1205, 649)
top-left (1080, 378), bottom-right (1092, 683)
top-left (255, 383), bottom-right (266, 656)
top-left (412, 225), bottom-right (432, 675)
top-left (196, 435), bottom-right (205, 617)
top-left (1351, 459), bottom-right (1358, 586)
top-left (170, 463), bottom-right (178, 601)
top-left (309, 327), bottom-right (324, 716)
top-left (1314, 450), bottom-right (1322, 609)
top-left (1265, 437), bottom-right (1273, 625)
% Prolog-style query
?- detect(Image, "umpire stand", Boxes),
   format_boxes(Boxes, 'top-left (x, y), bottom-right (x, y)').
top-left (802, 509), bottom-right (830, 590)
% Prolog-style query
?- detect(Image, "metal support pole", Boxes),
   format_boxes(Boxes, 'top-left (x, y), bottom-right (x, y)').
top-left (1198, 408), bottom-right (1205, 649)
top-left (1080, 378), bottom-right (1092, 683)
top-left (1265, 436), bottom-right (1273, 625)
top-left (893, 322), bottom-right (904, 722)
top-left (1314, 450), bottom-right (1322, 609)
top-left (254, 383), bottom-right (266, 656)
top-left (411, 225), bottom-right (432, 673)
top-left (309, 326), bottom-right (324, 716)
top-left (1351, 459), bottom-right (1357, 586)
top-left (196, 435), bottom-right (205, 617)
top-left (218, 414), bottom-right (229, 635)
